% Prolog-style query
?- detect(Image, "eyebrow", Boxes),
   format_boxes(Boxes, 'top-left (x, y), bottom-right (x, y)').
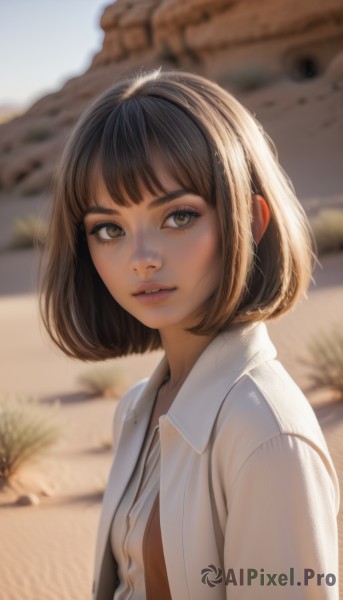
top-left (83, 188), bottom-right (195, 217)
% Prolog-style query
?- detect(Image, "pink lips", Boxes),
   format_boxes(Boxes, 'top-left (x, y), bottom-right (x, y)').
top-left (132, 284), bottom-right (176, 304)
top-left (133, 283), bottom-right (173, 294)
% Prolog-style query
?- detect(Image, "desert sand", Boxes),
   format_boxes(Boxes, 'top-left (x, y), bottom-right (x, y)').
top-left (0, 250), bottom-right (342, 600)
top-left (0, 57), bottom-right (342, 600)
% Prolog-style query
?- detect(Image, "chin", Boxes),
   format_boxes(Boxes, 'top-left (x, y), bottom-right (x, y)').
top-left (137, 312), bottom-right (199, 332)
top-left (137, 317), bottom-right (177, 330)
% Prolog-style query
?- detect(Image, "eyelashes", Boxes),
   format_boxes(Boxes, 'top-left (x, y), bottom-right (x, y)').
top-left (87, 208), bottom-right (201, 244)
top-left (89, 221), bottom-right (123, 241)
top-left (163, 209), bottom-right (201, 229)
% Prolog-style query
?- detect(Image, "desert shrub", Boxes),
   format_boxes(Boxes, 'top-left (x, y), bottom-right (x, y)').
top-left (0, 395), bottom-right (60, 482)
top-left (310, 209), bottom-right (343, 255)
top-left (9, 215), bottom-right (47, 249)
top-left (306, 327), bottom-right (343, 399)
top-left (78, 365), bottom-right (124, 398)
top-left (23, 128), bottom-right (52, 143)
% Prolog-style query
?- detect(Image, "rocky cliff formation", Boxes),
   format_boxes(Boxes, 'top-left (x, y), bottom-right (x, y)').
top-left (95, 0), bottom-right (343, 81)
top-left (0, 0), bottom-right (342, 197)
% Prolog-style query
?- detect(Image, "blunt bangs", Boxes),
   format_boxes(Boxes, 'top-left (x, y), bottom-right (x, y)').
top-left (69, 94), bottom-right (216, 224)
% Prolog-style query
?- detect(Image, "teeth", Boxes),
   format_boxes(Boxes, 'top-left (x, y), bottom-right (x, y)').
top-left (144, 289), bottom-right (161, 294)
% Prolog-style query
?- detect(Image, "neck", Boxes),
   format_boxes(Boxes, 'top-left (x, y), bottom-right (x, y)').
top-left (159, 326), bottom-right (216, 392)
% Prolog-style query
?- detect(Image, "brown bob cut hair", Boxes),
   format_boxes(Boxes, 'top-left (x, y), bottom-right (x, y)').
top-left (40, 68), bottom-right (314, 361)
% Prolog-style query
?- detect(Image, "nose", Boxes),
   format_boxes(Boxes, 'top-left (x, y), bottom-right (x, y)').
top-left (129, 234), bottom-right (163, 275)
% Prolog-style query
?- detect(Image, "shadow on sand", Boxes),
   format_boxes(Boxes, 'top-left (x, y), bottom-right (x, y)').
top-left (40, 391), bottom-right (103, 405)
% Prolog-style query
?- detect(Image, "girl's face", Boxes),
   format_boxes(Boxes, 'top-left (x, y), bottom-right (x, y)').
top-left (84, 166), bottom-right (220, 333)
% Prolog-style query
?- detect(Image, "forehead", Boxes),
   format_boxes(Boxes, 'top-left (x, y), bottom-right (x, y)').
top-left (86, 174), bottom-right (199, 221)
top-left (86, 153), bottom-right (192, 210)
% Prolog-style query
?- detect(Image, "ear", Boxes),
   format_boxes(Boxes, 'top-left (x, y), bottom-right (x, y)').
top-left (252, 194), bottom-right (270, 244)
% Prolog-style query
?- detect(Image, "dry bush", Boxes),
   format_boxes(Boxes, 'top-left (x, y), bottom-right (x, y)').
top-left (306, 327), bottom-right (343, 399)
top-left (9, 215), bottom-right (47, 250)
top-left (0, 395), bottom-right (60, 482)
top-left (78, 365), bottom-right (124, 398)
top-left (310, 210), bottom-right (343, 255)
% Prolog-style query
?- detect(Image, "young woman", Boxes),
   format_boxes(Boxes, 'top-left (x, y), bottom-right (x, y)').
top-left (40, 69), bottom-right (339, 599)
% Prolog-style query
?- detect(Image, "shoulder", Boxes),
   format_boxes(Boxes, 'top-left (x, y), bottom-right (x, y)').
top-left (212, 358), bottom-right (335, 487)
top-left (112, 378), bottom-right (148, 446)
top-left (117, 378), bottom-right (149, 415)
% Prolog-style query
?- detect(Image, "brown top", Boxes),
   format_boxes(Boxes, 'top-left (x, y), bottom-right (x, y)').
top-left (110, 423), bottom-right (172, 599)
top-left (143, 490), bottom-right (172, 600)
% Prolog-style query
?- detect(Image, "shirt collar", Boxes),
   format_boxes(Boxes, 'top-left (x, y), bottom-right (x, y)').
top-left (126, 322), bottom-right (276, 453)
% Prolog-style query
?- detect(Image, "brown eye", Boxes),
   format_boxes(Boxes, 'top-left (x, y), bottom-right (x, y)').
top-left (164, 210), bottom-right (200, 229)
top-left (173, 213), bottom-right (191, 227)
top-left (89, 222), bottom-right (124, 241)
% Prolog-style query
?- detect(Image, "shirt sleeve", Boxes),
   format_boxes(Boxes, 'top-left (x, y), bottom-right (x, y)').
top-left (223, 433), bottom-right (339, 599)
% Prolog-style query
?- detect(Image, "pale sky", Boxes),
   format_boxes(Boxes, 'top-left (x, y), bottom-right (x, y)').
top-left (0, 0), bottom-right (109, 108)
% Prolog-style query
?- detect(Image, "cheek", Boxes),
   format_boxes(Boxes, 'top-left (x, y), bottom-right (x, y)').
top-left (191, 226), bottom-right (220, 275)
top-left (88, 248), bottom-right (120, 288)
